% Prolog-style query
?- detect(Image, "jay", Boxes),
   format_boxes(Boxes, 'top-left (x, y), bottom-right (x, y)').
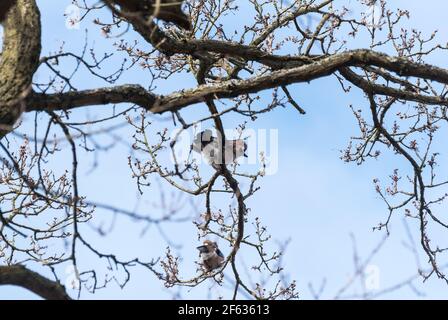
top-left (197, 240), bottom-right (225, 272)
top-left (192, 129), bottom-right (247, 166)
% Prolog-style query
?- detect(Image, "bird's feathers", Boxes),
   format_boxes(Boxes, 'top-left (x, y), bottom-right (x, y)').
top-left (197, 240), bottom-right (224, 271)
top-left (193, 130), bottom-right (247, 165)
top-left (215, 248), bottom-right (225, 259)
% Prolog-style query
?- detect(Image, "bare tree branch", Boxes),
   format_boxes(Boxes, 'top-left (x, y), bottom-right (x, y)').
top-left (0, 265), bottom-right (71, 300)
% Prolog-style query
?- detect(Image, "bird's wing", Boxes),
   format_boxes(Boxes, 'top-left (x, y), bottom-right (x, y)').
top-left (215, 248), bottom-right (225, 258)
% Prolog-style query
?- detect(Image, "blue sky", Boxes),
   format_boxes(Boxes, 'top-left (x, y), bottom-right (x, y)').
top-left (2, 0), bottom-right (448, 299)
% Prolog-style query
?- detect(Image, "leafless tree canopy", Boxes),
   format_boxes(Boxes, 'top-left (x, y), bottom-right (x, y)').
top-left (1, 0), bottom-right (448, 299)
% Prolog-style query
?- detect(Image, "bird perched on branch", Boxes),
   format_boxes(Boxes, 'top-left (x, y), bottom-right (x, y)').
top-left (197, 240), bottom-right (225, 272)
top-left (112, 0), bottom-right (192, 30)
top-left (192, 129), bottom-right (247, 166)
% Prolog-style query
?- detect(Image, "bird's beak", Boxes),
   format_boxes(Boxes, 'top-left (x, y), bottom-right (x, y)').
top-left (196, 245), bottom-right (208, 253)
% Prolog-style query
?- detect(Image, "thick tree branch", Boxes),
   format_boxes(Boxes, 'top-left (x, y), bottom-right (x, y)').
top-left (27, 85), bottom-right (157, 112)
top-left (0, 265), bottom-right (71, 300)
top-left (339, 67), bottom-right (448, 106)
top-left (26, 50), bottom-right (448, 115)
top-left (106, 0), bottom-right (191, 30)
top-left (153, 49), bottom-right (448, 112)
top-left (0, 0), bottom-right (41, 137)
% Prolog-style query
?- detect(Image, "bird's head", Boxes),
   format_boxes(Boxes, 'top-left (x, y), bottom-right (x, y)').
top-left (194, 129), bottom-right (214, 148)
top-left (196, 240), bottom-right (218, 253)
